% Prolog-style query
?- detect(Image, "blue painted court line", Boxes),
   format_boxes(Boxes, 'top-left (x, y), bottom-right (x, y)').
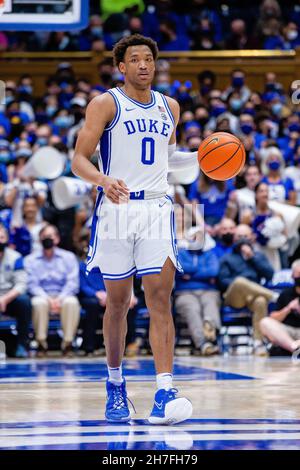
top-left (0, 360), bottom-right (255, 383)
top-left (3, 418), bottom-right (300, 429)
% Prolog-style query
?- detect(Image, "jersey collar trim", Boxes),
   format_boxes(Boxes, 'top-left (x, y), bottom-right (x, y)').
top-left (116, 87), bottom-right (156, 109)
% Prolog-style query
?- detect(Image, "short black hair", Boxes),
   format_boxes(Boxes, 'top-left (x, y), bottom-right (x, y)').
top-left (112, 34), bottom-right (158, 67)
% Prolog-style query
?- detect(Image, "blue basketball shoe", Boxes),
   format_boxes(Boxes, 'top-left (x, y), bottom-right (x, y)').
top-left (148, 388), bottom-right (193, 425)
top-left (105, 379), bottom-right (132, 422)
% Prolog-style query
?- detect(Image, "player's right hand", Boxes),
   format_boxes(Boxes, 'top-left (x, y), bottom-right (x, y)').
top-left (101, 176), bottom-right (130, 204)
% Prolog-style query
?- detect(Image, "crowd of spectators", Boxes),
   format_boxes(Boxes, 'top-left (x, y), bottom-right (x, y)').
top-left (2, 20), bottom-right (300, 358)
top-left (2, 1), bottom-right (300, 53)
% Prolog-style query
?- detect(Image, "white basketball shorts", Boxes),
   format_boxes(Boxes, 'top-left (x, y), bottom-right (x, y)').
top-left (86, 193), bottom-right (183, 280)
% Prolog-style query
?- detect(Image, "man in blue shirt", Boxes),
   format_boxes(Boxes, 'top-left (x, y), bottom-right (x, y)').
top-left (25, 224), bottom-right (80, 356)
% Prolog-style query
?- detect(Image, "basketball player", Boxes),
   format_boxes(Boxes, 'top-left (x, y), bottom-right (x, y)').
top-left (72, 34), bottom-right (198, 424)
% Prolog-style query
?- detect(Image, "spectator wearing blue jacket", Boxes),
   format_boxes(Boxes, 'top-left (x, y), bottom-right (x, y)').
top-left (213, 217), bottom-right (236, 259)
top-left (218, 224), bottom-right (274, 354)
top-left (175, 228), bottom-right (221, 356)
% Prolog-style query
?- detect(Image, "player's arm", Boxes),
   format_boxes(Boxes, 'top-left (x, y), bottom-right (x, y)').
top-left (72, 93), bottom-right (129, 204)
top-left (165, 97), bottom-right (199, 171)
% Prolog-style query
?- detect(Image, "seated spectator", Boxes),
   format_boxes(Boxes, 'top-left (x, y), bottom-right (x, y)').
top-left (4, 158), bottom-right (48, 229)
top-left (158, 19), bottom-right (190, 51)
top-left (175, 226), bottom-right (221, 356)
top-left (10, 196), bottom-right (45, 256)
top-left (227, 165), bottom-right (261, 221)
top-left (25, 224), bottom-right (80, 356)
top-left (218, 224), bottom-right (275, 355)
top-left (260, 260), bottom-right (300, 356)
top-left (260, 146), bottom-right (296, 204)
top-left (188, 173), bottom-right (234, 227)
top-left (264, 22), bottom-right (300, 50)
top-left (222, 69), bottom-right (251, 107)
top-left (242, 182), bottom-right (287, 270)
top-left (0, 223), bottom-right (31, 358)
top-left (226, 19), bottom-right (260, 50)
top-left (213, 217), bottom-right (236, 259)
top-left (284, 145), bottom-right (300, 204)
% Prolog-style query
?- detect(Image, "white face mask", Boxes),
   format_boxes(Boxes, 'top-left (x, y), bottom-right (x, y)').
top-left (287, 30), bottom-right (298, 41)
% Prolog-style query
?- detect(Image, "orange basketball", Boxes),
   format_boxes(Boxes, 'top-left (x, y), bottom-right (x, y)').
top-left (198, 132), bottom-right (246, 181)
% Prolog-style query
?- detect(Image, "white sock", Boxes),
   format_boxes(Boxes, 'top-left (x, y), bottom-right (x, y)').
top-left (156, 373), bottom-right (173, 391)
top-left (107, 364), bottom-right (123, 384)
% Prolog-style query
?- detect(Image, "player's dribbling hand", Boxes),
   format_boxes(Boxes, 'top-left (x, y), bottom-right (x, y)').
top-left (102, 176), bottom-right (129, 204)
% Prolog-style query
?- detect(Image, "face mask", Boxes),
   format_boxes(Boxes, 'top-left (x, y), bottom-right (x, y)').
top-left (42, 238), bottom-right (54, 249)
top-left (232, 77), bottom-right (244, 88)
top-left (200, 85), bottom-right (211, 96)
top-left (46, 106), bottom-right (57, 117)
top-left (243, 108), bottom-right (255, 116)
top-left (230, 99), bottom-right (242, 111)
top-left (294, 276), bottom-right (300, 287)
top-left (211, 106), bottom-right (226, 117)
top-left (287, 30), bottom-right (298, 41)
top-left (91, 26), bottom-right (103, 37)
top-left (288, 123), bottom-right (300, 133)
top-left (266, 83), bottom-right (276, 92)
top-left (54, 115), bottom-right (74, 129)
top-left (221, 233), bottom-right (234, 246)
top-left (240, 123), bottom-right (253, 135)
top-left (5, 96), bottom-right (14, 106)
top-left (0, 152), bottom-right (10, 163)
top-left (0, 242), bottom-right (8, 252)
top-left (18, 85), bottom-right (33, 95)
top-left (155, 83), bottom-right (171, 94)
top-left (271, 102), bottom-right (282, 116)
top-left (268, 160), bottom-right (280, 171)
top-left (36, 137), bottom-right (48, 146)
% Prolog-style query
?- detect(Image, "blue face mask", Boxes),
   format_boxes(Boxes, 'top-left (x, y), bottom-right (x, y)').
top-left (288, 123), bottom-right (300, 133)
top-left (18, 85), bottom-right (33, 95)
top-left (230, 99), bottom-right (242, 111)
top-left (36, 137), bottom-right (48, 147)
top-left (271, 103), bottom-right (282, 116)
top-left (0, 152), bottom-right (10, 164)
top-left (5, 96), bottom-right (14, 106)
top-left (268, 160), bottom-right (280, 171)
top-left (54, 115), bottom-right (74, 129)
top-left (91, 26), bottom-right (103, 37)
top-left (232, 77), bottom-right (244, 88)
top-left (46, 106), bottom-right (57, 117)
top-left (240, 123), bottom-right (253, 135)
top-left (243, 108), bottom-right (255, 116)
top-left (212, 106), bottom-right (226, 117)
top-left (155, 83), bottom-right (171, 94)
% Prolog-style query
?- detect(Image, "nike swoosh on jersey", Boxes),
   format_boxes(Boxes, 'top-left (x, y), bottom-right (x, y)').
top-left (159, 201), bottom-right (167, 208)
top-left (125, 107), bottom-right (135, 112)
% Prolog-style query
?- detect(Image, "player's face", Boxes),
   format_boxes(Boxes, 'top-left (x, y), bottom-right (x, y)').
top-left (120, 45), bottom-right (155, 89)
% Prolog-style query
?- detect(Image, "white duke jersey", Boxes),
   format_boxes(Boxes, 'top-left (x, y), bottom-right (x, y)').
top-left (98, 87), bottom-right (174, 193)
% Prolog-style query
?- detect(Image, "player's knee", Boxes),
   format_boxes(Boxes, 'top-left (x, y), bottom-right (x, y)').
top-left (106, 298), bottom-right (130, 317)
top-left (147, 289), bottom-right (171, 315)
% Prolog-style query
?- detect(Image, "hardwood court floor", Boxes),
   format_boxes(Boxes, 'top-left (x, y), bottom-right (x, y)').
top-left (1, 356), bottom-right (300, 450)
